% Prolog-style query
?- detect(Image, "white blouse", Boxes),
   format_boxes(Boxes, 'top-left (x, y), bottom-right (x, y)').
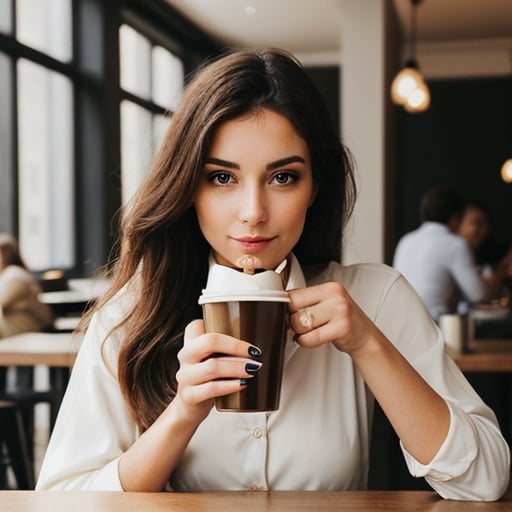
top-left (36, 257), bottom-right (510, 500)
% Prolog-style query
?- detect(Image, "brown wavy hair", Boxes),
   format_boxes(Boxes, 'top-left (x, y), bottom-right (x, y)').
top-left (89, 48), bottom-right (356, 432)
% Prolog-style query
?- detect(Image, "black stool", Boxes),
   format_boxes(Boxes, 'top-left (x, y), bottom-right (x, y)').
top-left (0, 400), bottom-right (35, 489)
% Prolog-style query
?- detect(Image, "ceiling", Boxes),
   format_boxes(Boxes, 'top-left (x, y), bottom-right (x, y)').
top-left (165, 0), bottom-right (512, 55)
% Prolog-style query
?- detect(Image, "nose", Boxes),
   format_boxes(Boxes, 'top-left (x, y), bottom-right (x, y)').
top-left (238, 184), bottom-right (268, 225)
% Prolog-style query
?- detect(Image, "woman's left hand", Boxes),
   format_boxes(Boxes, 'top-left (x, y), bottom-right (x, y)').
top-left (289, 281), bottom-right (452, 466)
top-left (288, 282), bottom-right (378, 356)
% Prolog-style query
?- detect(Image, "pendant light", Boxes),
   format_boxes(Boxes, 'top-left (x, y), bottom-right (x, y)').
top-left (391, 0), bottom-right (430, 113)
top-left (501, 158), bottom-right (512, 183)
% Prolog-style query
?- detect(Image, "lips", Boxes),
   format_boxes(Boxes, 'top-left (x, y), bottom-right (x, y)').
top-left (232, 236), bottom-right (275, 253)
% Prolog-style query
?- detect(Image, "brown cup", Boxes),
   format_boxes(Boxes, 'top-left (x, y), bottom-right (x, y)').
top-left (202, 300), bottom-right (288, 412)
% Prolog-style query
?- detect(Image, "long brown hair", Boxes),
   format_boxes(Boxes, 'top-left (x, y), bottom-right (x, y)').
top-left (92, 48), bottom-right (356, 432)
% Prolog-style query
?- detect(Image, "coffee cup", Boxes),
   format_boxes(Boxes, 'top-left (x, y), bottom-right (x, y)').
top-left (439, 314), bottom-right (466, 353)
top-left (198, 261), bottom-right (289, 412)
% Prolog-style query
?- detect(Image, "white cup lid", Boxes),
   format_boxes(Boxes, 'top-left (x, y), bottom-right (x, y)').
top-left (198, 262), bottom-right (289, 304)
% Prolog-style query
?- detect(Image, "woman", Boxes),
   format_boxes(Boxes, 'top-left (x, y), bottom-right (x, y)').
top-left (458, 200), bottom-right (491, 259)
top-left (458, 200), bottom-right (512, 273)
top-left (457, 200), bottom-right (512, 309)
top-left (0, 233), bottom-right (53, 338)
top-left (36, 49), bottom-right (509, 499)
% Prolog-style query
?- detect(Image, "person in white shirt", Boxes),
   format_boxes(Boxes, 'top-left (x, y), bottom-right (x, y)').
top-left (393, 188), bottom-right (494, 320)
top-left (36, 49), bottom-right (510, 500)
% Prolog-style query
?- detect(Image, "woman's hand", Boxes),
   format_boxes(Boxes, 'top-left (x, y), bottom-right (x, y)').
top-left (119, 321), bottom-right (261, 492)
top-left (288, 282), bottom-right (379, 356)
top-left (289, 282), bottom-right (451, 465)
top-left (173, 319), bottom-right (262, 425)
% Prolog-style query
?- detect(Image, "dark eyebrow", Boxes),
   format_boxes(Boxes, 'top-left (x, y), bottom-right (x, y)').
top-left (266, 156), bottom-right (305, 170)
top-left (204, 157), bottom-right (240, 169)
top-left (204, 155), bottom-right (306, 171)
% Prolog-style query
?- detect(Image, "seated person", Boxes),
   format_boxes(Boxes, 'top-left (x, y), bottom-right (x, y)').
top-left (36, 50), bottom-right (509, 500)
top-left (393, 187), bottom-right (501, 320)
top-left (458, 199), bottom-right (512, 287)
top-left (0, 233), bottom-right (54, 338)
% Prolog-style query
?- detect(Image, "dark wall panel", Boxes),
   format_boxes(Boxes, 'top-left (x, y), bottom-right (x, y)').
top-left (394, 76), bottom-right (512, 250)
top-left (304, 66), bottom-right (340, 132)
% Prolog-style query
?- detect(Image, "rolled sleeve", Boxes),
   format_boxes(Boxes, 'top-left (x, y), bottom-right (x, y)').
top-left (86, 457), bottom-right (124, 490)
top-left (374, 270), bottom-right (510, 500)
top-left (400, 401), bottom-right (478, 481)
top-left (400, 401), bottom-right (510, 501)
top-left (48, 457), bottom-right (124, 491)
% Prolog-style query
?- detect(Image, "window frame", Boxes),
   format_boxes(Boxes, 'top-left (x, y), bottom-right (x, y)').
top-left (0, 0), bottom-right (219, 277)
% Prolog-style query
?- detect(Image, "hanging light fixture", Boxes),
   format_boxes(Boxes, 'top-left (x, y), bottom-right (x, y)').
top-left (391, 0), bottom-right (430, 113)
top-left (500, 158), bottom-right (512, 183)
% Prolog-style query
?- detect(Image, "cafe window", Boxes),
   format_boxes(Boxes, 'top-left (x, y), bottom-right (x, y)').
top-left (0, 51), bottom-right (14, 233)
top-left (0, 0), bottom-right (218, 275)
top-left (16, 0), bottom-right (74, 268)
top-left (119, 24), bottom-right (184, 205)
top-left (16, 0), bottom-right (73, 62)
top-left (0, 0), bottom-right (12, 34)
top-left (17, 59), bottom-right (74, 270)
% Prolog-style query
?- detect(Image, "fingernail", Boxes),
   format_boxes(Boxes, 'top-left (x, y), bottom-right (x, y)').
top-left (240, 378), bottom-right (249, 386)
top-left (245, 362), bottom-right (262, 374)
top-left (248, 345), bottom-right (262, 360)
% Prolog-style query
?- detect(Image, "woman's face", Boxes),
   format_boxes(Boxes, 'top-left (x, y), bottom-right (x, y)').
top-left (193, 109), bottom-right (316, 270)
top-left (458, 206), bottom-right (490, 249)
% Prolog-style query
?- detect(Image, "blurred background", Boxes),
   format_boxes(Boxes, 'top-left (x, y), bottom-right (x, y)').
top-left (1, 0), bottom-right (511, 278)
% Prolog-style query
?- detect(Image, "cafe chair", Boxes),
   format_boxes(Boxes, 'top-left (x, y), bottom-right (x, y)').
top-left (0, 383), bottom-right (63, 457)
top-left (0, 325), bottom-right (77, 477)
top-left (0, 400), bottom-right (35, 489)
top-left (0, 339), bottom-right (73, 463)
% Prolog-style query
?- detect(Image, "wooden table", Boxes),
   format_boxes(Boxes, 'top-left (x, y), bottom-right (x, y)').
top-left (40, 277), bottom-right (110, 318)
top-left (40, 290), bottom-right (91, 318)
top-left (0, 331), bottom-right (83, 429)
top-left (0, 490), bottom-right (511, 511)
top-left (0, 332), bottom-right (82, 368)
top-left (449, 339), bottom-right (512, 372)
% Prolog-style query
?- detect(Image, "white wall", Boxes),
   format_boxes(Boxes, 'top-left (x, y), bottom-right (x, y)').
top-left (339, 0), bottom-right (388, 264)
top-left (419, 38), bottom-right (512, 79)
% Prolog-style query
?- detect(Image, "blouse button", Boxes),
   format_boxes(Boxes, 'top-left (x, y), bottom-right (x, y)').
top-left (252, 427), bottom-right (263, 439)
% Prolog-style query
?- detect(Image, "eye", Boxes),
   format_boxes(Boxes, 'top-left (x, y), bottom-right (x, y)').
top-left (208, 172), bottom-right (234, 185)
top-left (272, 171), bottom-right (297, 185)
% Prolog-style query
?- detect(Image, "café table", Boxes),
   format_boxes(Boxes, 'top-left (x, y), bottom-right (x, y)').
top-left (0, 331), bottom-right (83, 430)
top-left (0, 489), bottom-right (511, 511)
top-left (40, 290), bottom-right (92, 319)
top-left (0, 331), bottom-right (82, 369)
top-left (40, 277), bottom-right (111, 318)
top-left (449, 339), bottom-right (512, 373)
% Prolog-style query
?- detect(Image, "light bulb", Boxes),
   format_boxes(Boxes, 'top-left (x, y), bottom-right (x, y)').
top-left (390, 67), bottom-right (424, 105)
top-left (501, 159), bottom-right (512, 183)
top-left (404, 81), bottom-right (430, 113)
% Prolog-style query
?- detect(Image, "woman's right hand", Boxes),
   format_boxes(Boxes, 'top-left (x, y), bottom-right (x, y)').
top-left (173, 319), bottom-right (262, 425)
top-left (119, 319), bottom-right (261, 491)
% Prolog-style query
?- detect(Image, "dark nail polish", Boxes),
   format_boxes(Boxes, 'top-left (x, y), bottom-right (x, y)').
top-left (245, 362), bottom-right (262, 374)
top-left (248, 345), bottom-right (262, 360)
top-left (240, 378), bottom-right (249, 386)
